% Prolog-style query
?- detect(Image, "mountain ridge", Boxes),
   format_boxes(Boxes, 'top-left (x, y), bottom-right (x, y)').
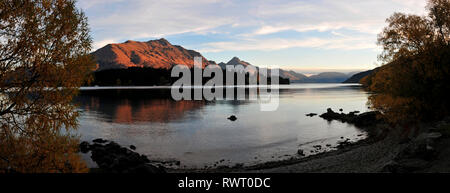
top-left (301, 72), bottom-right (350, 83)
top-left (343, 69), bottom-right (378, 83)
top-left (92, 38), bottom-right (213, 71)
top-left (92, 39), bottom-right (359, 83)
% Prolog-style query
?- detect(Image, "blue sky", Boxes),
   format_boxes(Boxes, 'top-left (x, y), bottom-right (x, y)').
top-left (77, 0), bottom-right (427, 74)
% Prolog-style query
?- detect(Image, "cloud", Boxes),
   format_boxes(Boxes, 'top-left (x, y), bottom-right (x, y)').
top-left (77, 0), bottom-right (125, 9)
top-left (249, 0), bottom-right (427, 36)
top-left (199, 35), bottom-right (378, 53)
top-left (92, 39), bottom-right (118, 51)
top-left (78, 0), bottom-right (428, 52)
top-left (80, 0), bottom-right (236, 49)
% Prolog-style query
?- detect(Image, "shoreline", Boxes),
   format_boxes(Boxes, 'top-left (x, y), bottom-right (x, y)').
top-left (81, 127), bottom-right (376, 173)
top-left (80, 112), bottom-right (450, 173)
top-left (168, 120), bottom-right (387, 173)
top-left (246, 118), bottom-right (450, 173)
top-left (79, 83), bottom-right (361, 90)
top-left (81, 109), bottom-right (386, 173)
top-left (168, 137), bottom-right (375, 173)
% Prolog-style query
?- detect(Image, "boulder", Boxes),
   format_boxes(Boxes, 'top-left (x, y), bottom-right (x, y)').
top-left (81, 140), bottom-right (165, 173)
top-left (228, 115), bottom-right (237, 121)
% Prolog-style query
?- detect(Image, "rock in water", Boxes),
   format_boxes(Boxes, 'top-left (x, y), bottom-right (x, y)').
top-left (319, 108), bottom-right (382, 127)
top-left (228, 115), bottom-right (237, 121)
top-left (93, 138), bottom-right (108, 144)
top-left (306, 113), bottom-right (318, 117)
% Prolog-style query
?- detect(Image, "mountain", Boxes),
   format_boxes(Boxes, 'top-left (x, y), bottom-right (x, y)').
top-left (218, 57), bottom-right (257, 74)
top-left (218, 57), bottom-right (310, 82)
top-left (308, 72), bottom-right (350, 83)
top-left (220, 57), bottom-right (252, 68)
top-left (291, 72), bottom-right (351, 83)
top-left (279, 69), bottom-right (309, 82)
top-left (91, 38), bottom-right (359, 84)
top-left (347, 71), bottom-right (362, 77)
top-left (343, 69), bottom-right (375, 83)
top-left (92, 38), bottom-right (213, 71)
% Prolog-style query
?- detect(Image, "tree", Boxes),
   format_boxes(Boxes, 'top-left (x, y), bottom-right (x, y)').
top-left (0, 0), bottom-right (95, 172)
top-left (365, 0), bottom-right (450, 124)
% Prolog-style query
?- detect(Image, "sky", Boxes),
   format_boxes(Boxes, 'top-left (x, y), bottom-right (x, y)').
top-left (76, 0), bottom-right (428, 74)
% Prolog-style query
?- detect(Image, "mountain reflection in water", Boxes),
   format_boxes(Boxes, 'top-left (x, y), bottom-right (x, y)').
top-left (75, 89), bottom-right (205, 123)
top-left (74, 84), bottom-right (370, 168)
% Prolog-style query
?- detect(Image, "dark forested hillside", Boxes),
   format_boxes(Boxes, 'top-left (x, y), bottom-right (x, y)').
top-left (86, 67), bottom-right (290, 86)
top-left (343, 69), bottom-right (376, 83)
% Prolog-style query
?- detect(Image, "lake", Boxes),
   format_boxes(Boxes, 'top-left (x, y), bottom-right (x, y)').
top-left (75, 83), bottom-right (371, 169)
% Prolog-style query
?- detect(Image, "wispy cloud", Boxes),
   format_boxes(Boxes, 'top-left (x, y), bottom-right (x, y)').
top-left (78, 0), bottom-right (125, 9)
top-left (92, 39), bottom-right (118, 51)
top-left (79, 0), bottom-right (427, 51)
top-left (199, 35), bottom-right (377, 53)
top-left (78, 0), bottom-right (427, 69)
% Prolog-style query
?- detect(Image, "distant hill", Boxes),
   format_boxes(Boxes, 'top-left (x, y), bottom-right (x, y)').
top-left (343, 69), bottom-right (376, 83)
top-left (218, 57), bottom-right (309, 82)
top-left (218, 58), bottom-right (319, 83)
top-left (279, 69), bottom-right (309, 82)
top-left (348, 71), bottom-right (362, 76)
top-left (291, 72), bottom-right (352, 83)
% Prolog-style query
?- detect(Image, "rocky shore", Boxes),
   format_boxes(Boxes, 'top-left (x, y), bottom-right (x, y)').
top-left (248, 116), bottom-right (450, 173)
top-left (79, 139), bottom-right (165, 173)
top-left (79, 109), bottom-right (450, 173)
top-left (170, 110), bottom-right (450, 173)
top-left (319, 108), bottom-right (383, 127)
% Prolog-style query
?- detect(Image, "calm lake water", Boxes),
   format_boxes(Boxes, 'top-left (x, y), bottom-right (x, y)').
top-left (75, 84), bottom-right (370, 169)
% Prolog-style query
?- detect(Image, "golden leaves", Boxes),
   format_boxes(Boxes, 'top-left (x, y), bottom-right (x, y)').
top-left (365, 0), bottom-right (450, 124)
top-left (1, 0), bottom-right (94, 173)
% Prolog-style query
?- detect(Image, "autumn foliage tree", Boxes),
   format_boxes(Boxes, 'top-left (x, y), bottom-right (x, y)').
top-left (0, 0), bottom-right (95, 172)
top-left (363, 0), bottom-right (450, 124)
